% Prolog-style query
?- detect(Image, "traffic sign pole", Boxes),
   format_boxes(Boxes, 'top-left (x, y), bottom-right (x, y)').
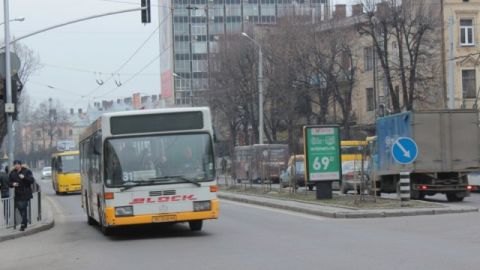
top-left (399, 172), bottom-right (410, 206)
top-left (392, 137), bottom-right (418, 204)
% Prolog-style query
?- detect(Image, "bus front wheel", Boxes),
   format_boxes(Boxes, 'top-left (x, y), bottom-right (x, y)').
top-left (189, 220), bottom-right (203, 231)
top-left (87, 215), bottom-right (96, 226)
top-left (99, 206), bottom-right (114, 235)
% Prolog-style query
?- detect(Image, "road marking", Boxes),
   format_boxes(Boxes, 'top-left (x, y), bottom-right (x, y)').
top-left (45, 196), bottom-right (66, 223)
top-left (221, 200), bottom-right (328, 221)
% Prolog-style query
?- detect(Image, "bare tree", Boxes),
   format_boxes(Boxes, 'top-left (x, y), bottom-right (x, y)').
top-left (209, 35), bottom-right (258, 150)
top-left (358, 0), bottom-right (441, 112)
top-left (263, 16), bottom-right (312, 146)
top-left (31, 99), bottom-right (69, 150)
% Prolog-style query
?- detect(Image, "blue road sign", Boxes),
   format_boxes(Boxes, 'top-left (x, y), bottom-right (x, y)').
top-left (392, 137), bottom-right (418, 164)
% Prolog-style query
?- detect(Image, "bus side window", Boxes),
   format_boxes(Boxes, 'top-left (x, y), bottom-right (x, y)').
top-left (57, 157), bottom-right (63, 173)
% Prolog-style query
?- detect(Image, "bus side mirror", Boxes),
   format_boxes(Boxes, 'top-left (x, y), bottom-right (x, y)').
top-left (93, 133), bottom-right (102, 155)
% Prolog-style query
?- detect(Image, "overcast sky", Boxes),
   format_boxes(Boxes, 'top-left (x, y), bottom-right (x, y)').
top-left (1, 0), bottom-right (161, 111)
top-left (1, 0), bottom-right (356, 111)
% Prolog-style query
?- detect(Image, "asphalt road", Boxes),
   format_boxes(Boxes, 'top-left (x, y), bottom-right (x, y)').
top-left (1, 177), bottom-right (479, 270)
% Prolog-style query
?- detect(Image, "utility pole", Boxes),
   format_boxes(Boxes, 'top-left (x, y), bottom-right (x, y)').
top-left (447, 15), bottom-right (456, 109)
top-left (4, 0), bottom-right (14, 167)
top-left (258, 46), bottom-right (264, 144)
top-left (241, 32), bottom-right (264, 144)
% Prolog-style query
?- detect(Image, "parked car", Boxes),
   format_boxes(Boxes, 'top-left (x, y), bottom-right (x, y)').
top-left (340, 160), bottom-right (369, 194)
top-left (280, 155), bottom-right (315, 190)
top-left (280, 155), bottom-right (303, 188)
top-left (41, 166), bottom-right (52, 179)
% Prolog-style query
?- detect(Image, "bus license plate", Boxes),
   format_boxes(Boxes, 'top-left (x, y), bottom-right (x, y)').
top-left (152, 215), bottom-right (177, 223)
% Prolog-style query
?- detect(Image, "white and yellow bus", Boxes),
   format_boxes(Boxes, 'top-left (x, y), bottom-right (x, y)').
top-left (51, 150), bottom-right (81, 194)
top-left (79, 107), bottom-right (219, 235)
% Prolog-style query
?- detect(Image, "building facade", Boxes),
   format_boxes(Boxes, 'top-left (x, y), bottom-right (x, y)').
top-left (160, 0), bottom-right (331, 106)
top-left (443, 0), bottom-right (480, 109)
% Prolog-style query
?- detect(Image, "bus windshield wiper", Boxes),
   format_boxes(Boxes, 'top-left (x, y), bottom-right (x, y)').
top-left (149, 175), bottom-right (201, 187)
top-left (119, 182), bottom-right (144, 192)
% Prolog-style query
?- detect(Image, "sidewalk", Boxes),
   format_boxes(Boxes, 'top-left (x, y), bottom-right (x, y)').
top-left (0, 198), bottom-right (55, 242)
top-left (219, 191), bottom-right (479, 218)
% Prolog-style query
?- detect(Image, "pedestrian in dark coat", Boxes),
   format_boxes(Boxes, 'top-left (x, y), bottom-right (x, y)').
top-left (9, 160), bottom-right (35, 231)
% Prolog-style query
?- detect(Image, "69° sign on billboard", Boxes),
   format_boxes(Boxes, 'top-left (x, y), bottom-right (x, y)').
top-left (303, 125), bottom-right (341, 182)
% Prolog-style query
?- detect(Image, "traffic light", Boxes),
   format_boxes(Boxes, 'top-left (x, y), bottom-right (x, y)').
top-left (141, 0), bottom-right (151, 24)
top-left (0, 75), bottom-right (22, 120)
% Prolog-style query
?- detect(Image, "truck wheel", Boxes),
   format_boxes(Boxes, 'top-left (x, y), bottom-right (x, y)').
top-left (308, 185), bottom-right (314, 191)
top-left (446, 192), bottom-right (465, 202)
top-left (189, 220), bottom-right (203, 231)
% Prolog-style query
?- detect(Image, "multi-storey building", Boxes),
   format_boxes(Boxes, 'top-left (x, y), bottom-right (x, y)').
top-left (443, 0), bottom-right (480, 109)
top-left (159, 0), bottom-right (331, 106)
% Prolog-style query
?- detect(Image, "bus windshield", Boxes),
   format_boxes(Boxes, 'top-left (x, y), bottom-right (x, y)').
top-left (59, 155), bottom-right (80, 173)
top-left (104, 133), bottom-right (215, 188)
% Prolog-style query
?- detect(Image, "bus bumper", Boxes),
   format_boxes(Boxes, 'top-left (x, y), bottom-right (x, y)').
top-left (104, 199), bottom-right (219, 226)
top-left (58, 184), bottom-right (81, 193)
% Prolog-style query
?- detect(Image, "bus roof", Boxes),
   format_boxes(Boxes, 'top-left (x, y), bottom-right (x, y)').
top-left (52, 150), bottom-right (79, 157)
top-left (100, 107), bottom-right (211, 118)
top-left (341, 140), bottom-right (368, 146)
top-left (79, 107), bottom-right (212, 142)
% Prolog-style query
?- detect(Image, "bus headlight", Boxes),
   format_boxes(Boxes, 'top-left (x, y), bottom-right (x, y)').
top-left (115, 206), bottom-right (134, 217)
top-left (193, 201), bottom-right (211, 212)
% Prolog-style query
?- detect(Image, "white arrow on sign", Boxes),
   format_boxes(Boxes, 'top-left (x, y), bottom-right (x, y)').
top-left (395, 140), bottom-right (411, 158)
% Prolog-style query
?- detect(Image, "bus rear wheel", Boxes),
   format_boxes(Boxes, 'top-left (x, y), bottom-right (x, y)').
top-left (189, 220), bottom-right (203, 231)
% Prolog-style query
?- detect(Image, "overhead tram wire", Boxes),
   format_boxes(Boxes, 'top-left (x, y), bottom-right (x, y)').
top-left (97, 43), bottom-right (173, 98)
top-left (42, 62), bottom-right (160, 76)
top-left (87, 7), bottom-right (172, 95)
top-left (72, 8), bottom-right (173, 107)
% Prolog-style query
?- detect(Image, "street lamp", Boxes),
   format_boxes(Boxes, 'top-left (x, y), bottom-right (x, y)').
top-left (0, 17), bottom-right (25, 26)
top-left (241, 32), bottom-right (264, 144)
top-left (3, 0), bottom-right (16, 167)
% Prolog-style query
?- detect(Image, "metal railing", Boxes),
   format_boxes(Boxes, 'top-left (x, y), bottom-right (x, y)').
top-left (0, 189), bottom-right (15, 229)
top-left (1, 185), bottom-right (42, 229)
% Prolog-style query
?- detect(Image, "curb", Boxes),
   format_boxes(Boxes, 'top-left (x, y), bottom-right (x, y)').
top-left (0, 199), bottom-right (55, 242)
top-left (218, 192), bottom-right (479, 219)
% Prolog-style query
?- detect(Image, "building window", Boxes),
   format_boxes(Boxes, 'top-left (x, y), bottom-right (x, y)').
top-left (364, 47), bottom-right (374, 71)
top-left (462, 70), bottom-right (476, 98)
top-left (366, 88), bottom-right (375, 111)
top-left (175, 91), bottom-right (192, 105)
top-left (69, 129), bottom-right (73, 136)
top-left (460, 19), bottom-right (474, 46)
